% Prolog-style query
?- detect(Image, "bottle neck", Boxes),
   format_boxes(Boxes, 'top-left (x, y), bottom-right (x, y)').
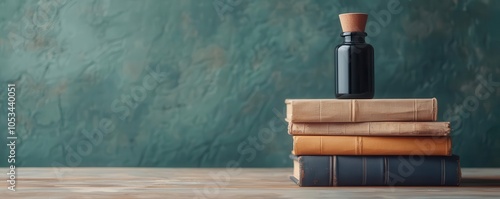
top-left (341, 32), bottom-right (367, 43)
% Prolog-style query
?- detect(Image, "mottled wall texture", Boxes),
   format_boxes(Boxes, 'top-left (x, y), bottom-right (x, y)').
top-left (0, 0), bottom-right (499, 167)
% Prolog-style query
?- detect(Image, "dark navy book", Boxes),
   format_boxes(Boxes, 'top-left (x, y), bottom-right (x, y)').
top-left (290, 154), bottom-right (461, 186)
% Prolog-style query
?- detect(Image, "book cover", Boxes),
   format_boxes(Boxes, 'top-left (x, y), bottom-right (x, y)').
top-left (289, 122), bottom-right (450, 136)
top-left (292, 136), bottom-right (451, 156)
top-left (285, 98), bottom-right (437, 122)
top-left (290, 155), bottom-right (461, 186)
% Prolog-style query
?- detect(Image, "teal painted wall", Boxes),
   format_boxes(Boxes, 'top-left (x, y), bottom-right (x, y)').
top-left (0, 0), bottom-right (499, 167)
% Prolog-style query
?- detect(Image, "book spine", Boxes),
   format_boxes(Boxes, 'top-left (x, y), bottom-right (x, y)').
top-left (287, 98), bottom-right (437, 122)
top-left (294, 155), bottom-right (461, 186)
top-left (289, 122), bottom-right (450, 136)
top-left (292, 136), bottom-right (451, 156)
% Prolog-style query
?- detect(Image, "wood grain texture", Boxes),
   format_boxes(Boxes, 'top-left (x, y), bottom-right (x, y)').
top-left (1, 168), bottom-right (499, 198)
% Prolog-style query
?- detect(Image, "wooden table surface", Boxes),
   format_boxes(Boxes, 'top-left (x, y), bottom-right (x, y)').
top-left (2, 168), bottom-right (500, 198)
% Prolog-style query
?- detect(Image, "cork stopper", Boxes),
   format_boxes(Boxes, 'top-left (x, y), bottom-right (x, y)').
top-left (339, 13), bottom-right (368, 32)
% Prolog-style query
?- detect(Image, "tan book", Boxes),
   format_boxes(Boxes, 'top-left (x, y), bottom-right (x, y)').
top-left (292, 136), bottom-right (451, 156)
top-left (285, 98), bottom-right (437, 122)
top-left (289, 122), bottom-right (450, 136)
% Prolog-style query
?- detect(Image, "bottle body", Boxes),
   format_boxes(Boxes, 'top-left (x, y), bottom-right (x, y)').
top-left (335, 32), bottom-right (374, 99)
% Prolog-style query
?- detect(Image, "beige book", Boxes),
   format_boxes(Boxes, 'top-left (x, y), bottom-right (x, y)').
top-left (289, 122), bottom-right (450, 136)
top-left (286, 98), bottom-right (437, 122)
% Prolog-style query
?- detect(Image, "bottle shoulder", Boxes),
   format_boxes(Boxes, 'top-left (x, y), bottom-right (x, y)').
top-left (335, 43), bottom-right (373, 51)
top-left (336, 42), bottom-right (373, 47)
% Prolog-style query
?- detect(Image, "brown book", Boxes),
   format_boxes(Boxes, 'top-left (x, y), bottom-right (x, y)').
top-left (289, 122), bottom-right (450, 136)
top-left (292, 136), bottom-right (451, 155)
top-left (285, 98), bottom-right (437, 122)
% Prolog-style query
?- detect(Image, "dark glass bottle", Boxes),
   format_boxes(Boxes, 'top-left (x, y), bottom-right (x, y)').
top-left (335, 32), bottom-right (374, 99)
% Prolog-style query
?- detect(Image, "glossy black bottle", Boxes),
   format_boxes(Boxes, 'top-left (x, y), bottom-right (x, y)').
top-left (335, 32), bottom-right (374, 99)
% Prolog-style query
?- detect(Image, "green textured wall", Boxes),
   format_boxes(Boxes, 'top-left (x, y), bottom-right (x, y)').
top-left (0, 0), bottom-right (499, 168)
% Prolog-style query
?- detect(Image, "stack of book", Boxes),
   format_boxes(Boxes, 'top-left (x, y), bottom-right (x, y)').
top-left (286, 98), bottom-right (461, 186)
